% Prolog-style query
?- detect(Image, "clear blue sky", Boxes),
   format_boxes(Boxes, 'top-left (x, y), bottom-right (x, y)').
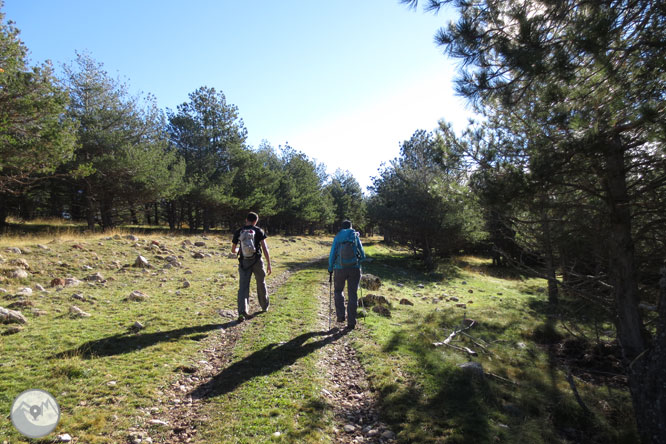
top-left (4, 0), bottom-right (475, 191)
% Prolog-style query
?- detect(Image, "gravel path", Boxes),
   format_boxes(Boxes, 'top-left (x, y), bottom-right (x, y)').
top-left (127, 264), bottom-right (395, 443)
top-left (316, 281), bottom-right (397, 444)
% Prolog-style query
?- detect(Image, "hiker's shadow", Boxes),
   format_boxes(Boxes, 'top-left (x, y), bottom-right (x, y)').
top-left (53, 321), bottom-right (238, 359)
top-left (191, 328), bottom-right (348, 399)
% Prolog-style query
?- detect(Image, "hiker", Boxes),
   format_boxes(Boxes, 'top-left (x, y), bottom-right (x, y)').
top-left (328, 220), bottom-right (366, 330)
top-left (231, 212), bottom-right (272, 321)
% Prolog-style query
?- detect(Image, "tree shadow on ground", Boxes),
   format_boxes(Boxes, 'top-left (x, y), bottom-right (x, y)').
top-left (455, 256), bottom-right (536, 281)
top-left (52, 321), bottom-right (238, 359)
top-left (360, 252), bottom-right (459, 286)
top-left (190, 328), bottom-right (348, 400)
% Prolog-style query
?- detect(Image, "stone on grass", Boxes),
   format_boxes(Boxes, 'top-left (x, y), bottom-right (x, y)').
top-left (57, 433), bottom-right (72, 442)
top-left (126, 235), bottom-right (139, 241)
top-left (359, 294), bottom-right (390, 307)
top-left (37, 244), bottom-right (50, 250)
top-left (85, 272), bottom-right (105, 282)
top-left (10, 258), bottom-right (30, 269)
top-left (126, 290), bottom-right (148, 302)
top-left (182, 281), bottom-right (191, 289)
top-left (8, 268), bottom-right (28, 279)
top-left (35, 284), bottom-right (46, 292)
top-left (65, 278), bottom-right (81, 287)
top-left (458, 361), bottom-right (484, 377)
top-left (7, 300), bottom-right (34, 309)
top-left (69, 305), bottom-right (91, 318)
top-left (381, 430), bottom-right (396, 439)
top-left (399, 298), bottom-right (414, 306)
top-left (130, 321), bottom-right (145, 331)
top-left (371, 305), bottom-right (391, 318)
top-left (133, 255), bottom-right (150, 268)
top-left (192, 252), bottom-right (205, 259)
top-left (360, 273), bottom-right (382, 290)
top-left (1, 306), bottom-right (28, 324)
top-left (5, 247), bottom-right (22, 254)
top-left (343, 424), bottom-right (356, 433)
top-left (194, 241), bottom-right (206, 247)
top-left (16, 287), bottom-right (32, 296)
top-left (3, 325), bottom-right (23, 335)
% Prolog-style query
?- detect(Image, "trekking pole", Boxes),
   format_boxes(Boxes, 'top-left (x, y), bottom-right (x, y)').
top-left (359, 266), bottom-right (365, 323)
top-left (328, 271), bottom-right (333, 330)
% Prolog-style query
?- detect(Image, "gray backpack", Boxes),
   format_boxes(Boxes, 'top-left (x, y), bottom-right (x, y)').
top-left (239, 228), bottom-right (257, 258)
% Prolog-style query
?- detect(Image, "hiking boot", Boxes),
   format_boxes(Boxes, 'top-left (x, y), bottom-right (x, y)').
top-left (346, 323), bottom-right (356, 330)
top-left (237, 313), bottom-right (247, 322)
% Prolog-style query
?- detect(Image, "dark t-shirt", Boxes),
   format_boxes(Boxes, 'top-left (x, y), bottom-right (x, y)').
top-left (232, 225), bottom-right (267, 257)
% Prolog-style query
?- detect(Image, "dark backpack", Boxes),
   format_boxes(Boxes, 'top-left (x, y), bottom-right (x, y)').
top-left (337, 232), bottom-right (359, 268)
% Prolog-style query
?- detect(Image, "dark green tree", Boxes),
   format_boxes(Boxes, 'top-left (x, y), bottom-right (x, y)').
top-left (406, 0), bottom-right (666, 439)
top-left (325, 169), bottom-right (366, 232)
top-left (63, 52), bottom-right (184, 230)
top-left (369, 129), bottom-right (485, 267)
top-left (167, 86), bottom-right (247, 231)
top-left (0, 7), bottom-right (76, 226)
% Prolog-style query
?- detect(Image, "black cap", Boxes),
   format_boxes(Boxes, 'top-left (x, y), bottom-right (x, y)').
top-left (341, 220), bottom-right (352, 229)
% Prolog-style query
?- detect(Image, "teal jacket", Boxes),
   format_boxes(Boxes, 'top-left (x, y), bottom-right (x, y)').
top-left (328, 229), bottom-right (366, 272)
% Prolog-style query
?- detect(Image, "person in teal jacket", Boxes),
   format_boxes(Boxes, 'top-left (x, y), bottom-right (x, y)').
top-left (328, 220), bottom-right (366, 329)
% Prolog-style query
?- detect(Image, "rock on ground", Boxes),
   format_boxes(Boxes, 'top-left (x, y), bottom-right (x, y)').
top-left (359, 294), bottom-right (390, 307)
top-left (125, 290), bottom-right (148, 302)
top-left (399, 298), bottom-right (414, 306)
top-left (134, 255), bottom-right (151, 268)
top-left (9, 258), bottom-right (30, 269)
top-left (8, 268), bottom-right (28, 279)
top-left (458, 361), bottom-right (484, 377)
top-left (360, 274), bottom-right (382, 290)
top-left (69, 305), bottom-right (91, 318)
top-left (0, 306), bottom-right (28, 324)
top-left (371, 305), bottom-right (391, 318)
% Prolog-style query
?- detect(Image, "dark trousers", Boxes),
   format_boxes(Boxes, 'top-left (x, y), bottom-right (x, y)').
top-left (333, 268), bottom-right (361, 327)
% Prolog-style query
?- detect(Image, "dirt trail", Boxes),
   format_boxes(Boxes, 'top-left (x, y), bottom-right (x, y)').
top-left (128, 268), bottom-right (295, 444)
top-left (316, 282), bottom-right (397, 444)
top-left (127, 263), bottom-right (395, 443)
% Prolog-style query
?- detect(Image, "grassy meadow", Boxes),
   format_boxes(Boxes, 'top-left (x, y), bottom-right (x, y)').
top-left (0, 226), bottom-right (637, 443)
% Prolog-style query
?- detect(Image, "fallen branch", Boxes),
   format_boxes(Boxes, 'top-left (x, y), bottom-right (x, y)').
top-left (434, 320), bottom-right (477, 356)
top-left (441, 342), bottom-right (478, 356)
top-left (486, 371), bottom-right (517, 385)
top-left (460, 331), bottom-right (492, 354)
top-left (565, 366), bottom-right (591, 413)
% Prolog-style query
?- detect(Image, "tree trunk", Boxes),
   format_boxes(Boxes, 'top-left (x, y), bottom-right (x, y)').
top-left (144, 203), bottom-right (152, 225)
top-left (202, 207), bottom-right (210, 232)
top-left (129, 203), bottom-right (139, 225)
top-left (166, 201), bottom-right (175, 230)
top-left (0, 197), bottom-right (8, 230)
top-left (154, 202), bottom-right (159, 226)
top-left (540, 198), bottom-right (558, 305)
top-left (603, 141), bottom-right (666, 443)
top-left (100, 196), bottom-right (114, 230)
top-left (84, 183), bottom-right (96, 231)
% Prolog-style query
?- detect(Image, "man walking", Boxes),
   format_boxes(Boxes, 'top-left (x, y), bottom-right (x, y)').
top-left (232, 212), bottom-right (272, 321)
top-left (328, 220), bottom-right (365, 330)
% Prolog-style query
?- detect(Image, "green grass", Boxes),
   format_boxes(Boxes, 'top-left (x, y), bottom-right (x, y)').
top-left (1, 230), bottom-right (637, 443)
top-left (194, 265), bottom-right (336, 444)
top-left (354, 245), bottom-right (638, 444)
top-left (0, 231), bottom-right (330, 443)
